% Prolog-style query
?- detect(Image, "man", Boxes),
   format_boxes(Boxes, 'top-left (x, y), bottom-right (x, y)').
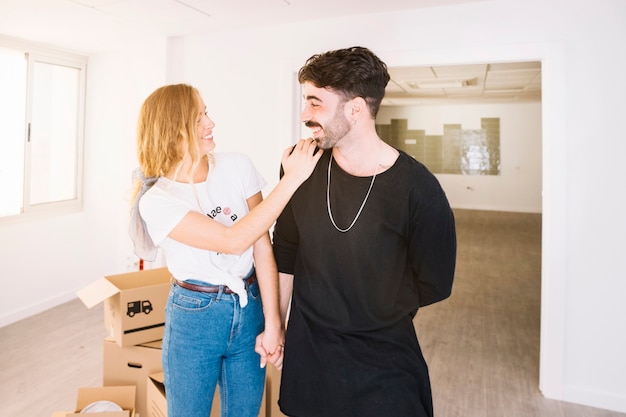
top-left (272, 46), bottom-right (457, 417)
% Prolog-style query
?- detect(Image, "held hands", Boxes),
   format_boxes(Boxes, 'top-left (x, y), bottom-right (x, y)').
top-left (254, 327), bottom-right (285, 371)
top-left (281, 138), bottom-right (323, 185)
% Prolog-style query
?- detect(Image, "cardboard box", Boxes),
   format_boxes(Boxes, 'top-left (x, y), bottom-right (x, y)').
top-left (145, 372), bottom-right (219, 417)
top-left (103, 337), bottom-right (163, 417)
top-left (146, 373), bottom-right (167, 417)
top-left (146, 372), bottom-right (267, 417)
top-left (52, 385), bottom-right (136, 417)
top-left (77, 268), bottom-right (171, 347)
top-left (264, 366), bottom-right (287, 417)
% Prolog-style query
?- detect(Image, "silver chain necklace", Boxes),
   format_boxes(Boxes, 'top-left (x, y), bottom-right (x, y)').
top-left (326, 141), bottom-right (382, 233)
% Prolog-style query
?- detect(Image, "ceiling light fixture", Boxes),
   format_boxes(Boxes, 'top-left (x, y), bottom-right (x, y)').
top-left (175, 0), bottom-right (211, 17)
top-left (410, 79), bottom-right (469, 89)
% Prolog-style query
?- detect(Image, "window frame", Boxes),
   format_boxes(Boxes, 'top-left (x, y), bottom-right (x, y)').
top-left (0, 36), bottom-right (87, 222)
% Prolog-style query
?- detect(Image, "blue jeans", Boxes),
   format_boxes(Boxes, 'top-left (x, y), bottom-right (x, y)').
top-left (162, 279), bottom-right (265, 417)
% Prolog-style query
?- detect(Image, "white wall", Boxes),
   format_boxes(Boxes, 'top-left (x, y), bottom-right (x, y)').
top-left (0, 38), bottom-right (169, 325)
top-left (149, 1), bottom-right (626, 412)
top-left (378, 102), bottom-right (543, 212)
top-left (1, 0), bottom-right (625, 413)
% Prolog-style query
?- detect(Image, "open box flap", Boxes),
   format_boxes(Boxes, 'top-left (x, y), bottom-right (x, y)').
top-left (76, 278), bottom-right (121, 309)
top-left (75, 386), bottom-right (136, 411)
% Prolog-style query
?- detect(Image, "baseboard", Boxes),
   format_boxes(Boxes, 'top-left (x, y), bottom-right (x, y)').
top-left (0, 290), bottom-right (78, 328)
top-left (563, 386), bottom-right (626, 414)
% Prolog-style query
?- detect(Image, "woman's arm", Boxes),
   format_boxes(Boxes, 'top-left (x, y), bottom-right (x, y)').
top-left (278, 272), bottom-right (294, 328)
top-left (247, 192), bottom-right (284, 369)
top-left (168, 138), bottom-right (321, 254)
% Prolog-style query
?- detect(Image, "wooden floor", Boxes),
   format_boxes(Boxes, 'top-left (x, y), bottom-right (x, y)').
top-left (1, 209), bottom-right (625, 417)
top-left (415, 209), bottom-right (625, 417)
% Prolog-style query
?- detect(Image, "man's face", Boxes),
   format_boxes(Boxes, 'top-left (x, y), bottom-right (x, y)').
top-left (300, 82), bottom-right (351, 150)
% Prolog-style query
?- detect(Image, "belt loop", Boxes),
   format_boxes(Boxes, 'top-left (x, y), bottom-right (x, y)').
top-left (245, 272), bottom-right (253, 290)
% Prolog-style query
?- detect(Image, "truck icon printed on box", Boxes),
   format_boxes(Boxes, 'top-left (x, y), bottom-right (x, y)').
top-left (127, 300), bottom-right (153, 317)
top-left (77, 267), bottom-right (170, 347)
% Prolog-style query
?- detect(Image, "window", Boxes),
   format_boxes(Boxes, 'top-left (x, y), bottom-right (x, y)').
top-left (376, 117), bottom-right (501, 175)
top-left (0, 41), bottom-right (86, 219)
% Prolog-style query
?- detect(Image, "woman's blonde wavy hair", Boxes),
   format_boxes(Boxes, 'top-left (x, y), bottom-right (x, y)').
top-left (131, 84), bottom-right (204, 201)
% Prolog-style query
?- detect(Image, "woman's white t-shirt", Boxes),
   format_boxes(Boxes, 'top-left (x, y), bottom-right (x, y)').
top-left (139, 152), bottom-right (266, 306)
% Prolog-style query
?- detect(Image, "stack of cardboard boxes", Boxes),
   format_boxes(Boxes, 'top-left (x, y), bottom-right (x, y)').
top-left (54, 267), bottom-right (285, 417)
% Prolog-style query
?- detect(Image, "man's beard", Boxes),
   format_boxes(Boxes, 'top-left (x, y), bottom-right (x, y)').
top-left (307, 106), bottom-right (351, 150)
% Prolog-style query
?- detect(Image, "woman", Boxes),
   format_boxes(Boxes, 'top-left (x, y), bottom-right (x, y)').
top-left (129, 84), bottom-right (321, 417)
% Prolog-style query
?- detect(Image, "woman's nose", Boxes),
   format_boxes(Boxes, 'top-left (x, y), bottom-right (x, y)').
top-left (204, 115), bottom-right (215, 128)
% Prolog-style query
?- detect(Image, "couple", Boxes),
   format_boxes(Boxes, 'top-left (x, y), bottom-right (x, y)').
top-left (130, 46), bottom-right (456, 417)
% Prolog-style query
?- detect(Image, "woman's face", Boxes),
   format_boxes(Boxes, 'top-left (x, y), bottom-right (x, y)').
top-left (195, 95), bottom-right (216, 154)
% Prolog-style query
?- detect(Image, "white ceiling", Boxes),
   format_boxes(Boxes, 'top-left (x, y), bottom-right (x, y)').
top-left (0, 0), bottom-right (480, 52)
top-left (384, 61), bottom-right (542, 106)
top-left (0, 0), bottom-right (541, 105)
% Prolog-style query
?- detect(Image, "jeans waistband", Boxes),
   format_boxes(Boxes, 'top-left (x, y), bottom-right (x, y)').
top-left (172, 272), bottom-right (257, 294)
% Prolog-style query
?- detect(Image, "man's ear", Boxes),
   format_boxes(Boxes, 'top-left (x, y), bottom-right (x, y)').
top-left (348, 96), bottom-right (367, 120)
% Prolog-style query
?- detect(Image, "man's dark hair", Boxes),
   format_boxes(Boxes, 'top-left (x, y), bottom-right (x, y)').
top-left (298, 46), bottom-right (390, 118)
